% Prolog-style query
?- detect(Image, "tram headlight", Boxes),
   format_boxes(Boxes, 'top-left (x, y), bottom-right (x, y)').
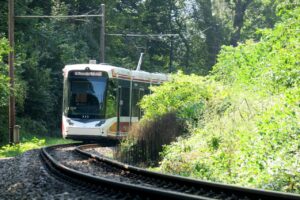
top-left (67, 119), bottom-right (74, 126)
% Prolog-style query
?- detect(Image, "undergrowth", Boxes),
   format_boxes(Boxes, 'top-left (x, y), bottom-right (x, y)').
top-left (158, 5), bottom-right (300, 194)
top-left (0, 134), bottom-right (73, 158)
top-left (136, 4), bottom-right (300, 194)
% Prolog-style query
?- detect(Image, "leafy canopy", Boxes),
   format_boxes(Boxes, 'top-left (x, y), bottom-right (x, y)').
top-left (0, 38), bottom-right (9, 107)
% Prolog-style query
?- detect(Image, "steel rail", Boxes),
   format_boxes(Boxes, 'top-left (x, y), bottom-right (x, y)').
top-left (76, 143), bottom-right (300, 200)
top-left (41, 143), bottom-right (212, 200)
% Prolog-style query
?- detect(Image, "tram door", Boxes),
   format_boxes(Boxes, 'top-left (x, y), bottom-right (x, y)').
top-left (138, 88), bottom-right (144, 119)
top-left (117, 80), bottom-right (130, 134)
top-left (116, 80), bottom-right (150, 134)
top-left (130, 82), bottom-right (150, 121)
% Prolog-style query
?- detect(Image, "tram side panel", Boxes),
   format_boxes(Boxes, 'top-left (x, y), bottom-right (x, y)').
top-left (107, 79), bottom-right (150, 138)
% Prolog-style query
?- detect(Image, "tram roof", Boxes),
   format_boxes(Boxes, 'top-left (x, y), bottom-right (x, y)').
top-left (63, 64), bottom-right (168, 83)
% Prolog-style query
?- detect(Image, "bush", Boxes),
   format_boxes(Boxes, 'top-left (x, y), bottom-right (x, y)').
top-left (116, 112), bottom-right (185, 166)
top-left (18, 117), bottom-right (48, 136)
top-left (158, 5), bottom-right (300, 193)
top-left (212, 6), bottom-right (300, 95)
top-left (160, 89), bottom-right (300, 192)
top-left (140, 71), bottom-right (220, 125)
top-left (0, 38), bottom-right (9, 107)
top-left (117, 72), bottom-right (224, 166)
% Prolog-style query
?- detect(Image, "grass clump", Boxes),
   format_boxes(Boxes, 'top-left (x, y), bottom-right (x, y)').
top-left (0, 134), bottom-right (73, 158)
top-left (116, 112), bottom-right (185, 166)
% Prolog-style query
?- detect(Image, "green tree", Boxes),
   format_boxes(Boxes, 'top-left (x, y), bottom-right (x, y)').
top-left (0, 38), bottom-right (9, 107)
top-left (227, 0), bottom-right (253, 46)
top-left (0, 0), bottom-right (292, 142)
top-left (0, 38), bottom-right (9, 144)
top-left (158, 4), bottom-right (300, 192)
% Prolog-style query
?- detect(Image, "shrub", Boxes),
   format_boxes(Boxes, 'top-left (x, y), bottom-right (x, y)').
top-left (160, 89), bottom-right (300, 190)
top-left (212, 6), bottom-right (300, 95)
top-left (116, 112), bottom-right (185, 166)
top-left (158, 5), bottom-right (300, 193)
top-left (0, 137), bottom-right (45, 157)
top-left (0, 38), bottom-right (10, 107)
top-left (140, 71), bottom-right (219, 126)
top-left (18, 117), bottom-right (48, 136)
top-left (117, 72), bottom-right (224, 166)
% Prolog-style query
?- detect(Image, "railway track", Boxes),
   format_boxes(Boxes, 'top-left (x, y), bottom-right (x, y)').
top-left (40, 143), bottom-right (300, 200)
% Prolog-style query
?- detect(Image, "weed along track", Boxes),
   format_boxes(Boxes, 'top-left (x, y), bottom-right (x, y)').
top-left (41, 143), bottom-right (300, 200)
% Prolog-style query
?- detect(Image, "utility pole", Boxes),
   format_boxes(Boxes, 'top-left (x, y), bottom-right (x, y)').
top-left (8, 0), bottom-right (15, 144)
top-left (100, 4), bottom-right (105, 63)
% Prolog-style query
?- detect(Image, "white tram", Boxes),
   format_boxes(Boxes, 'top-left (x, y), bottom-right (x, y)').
top-left (62, 63), bottom-right (168, 140)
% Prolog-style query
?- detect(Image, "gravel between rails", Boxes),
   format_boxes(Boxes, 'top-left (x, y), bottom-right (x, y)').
top-left (49, 146), bottom-right (153, 187)
top-left (0, 149), bottom-right (117, 200)
top-left (83, 146), bottom-right (116, 159)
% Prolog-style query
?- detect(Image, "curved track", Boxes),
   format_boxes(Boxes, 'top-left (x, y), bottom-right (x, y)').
top-left (41, 143), bottom-right (300, 200)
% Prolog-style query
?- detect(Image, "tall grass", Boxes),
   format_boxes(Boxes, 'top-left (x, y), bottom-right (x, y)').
top-left (115, 112), bottom-right (186, 167)
top-left (0, 133), bottom-right (73, 158)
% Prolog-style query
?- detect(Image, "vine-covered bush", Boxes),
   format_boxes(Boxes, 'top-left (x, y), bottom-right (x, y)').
top-left (212, 6), bottom-right (300, 94)
top-left (160, 89), bottom-right (300, 192)
top-left (158, 5), bottom-right (300, 193)
top-left (140, 72), bottom-right (222, 125)
top-left (117, 73), bottom-right (224, 166)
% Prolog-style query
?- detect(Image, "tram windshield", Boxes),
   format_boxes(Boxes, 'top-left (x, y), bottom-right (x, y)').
top-left (66, 73), bottom-right (107, 119)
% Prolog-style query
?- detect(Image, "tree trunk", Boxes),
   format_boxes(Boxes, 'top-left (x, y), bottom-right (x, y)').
top-left (230, 0), bottom-right (252, 46)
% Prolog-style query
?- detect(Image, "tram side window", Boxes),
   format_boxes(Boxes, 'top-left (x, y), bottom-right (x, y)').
top-left (131, 82), bottom-right (150, 118)
top-left (141, 88), bottom-right (150, 117)
top-left (131, 88), bottom-right (140, 117)
top-left (120, 87), bottom-right (130, 116)
top-left (106, 80), bottom-right (117, 118)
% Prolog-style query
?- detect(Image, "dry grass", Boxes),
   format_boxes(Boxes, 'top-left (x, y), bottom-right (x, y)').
top-left (116, 112), bottom-right (186, 166)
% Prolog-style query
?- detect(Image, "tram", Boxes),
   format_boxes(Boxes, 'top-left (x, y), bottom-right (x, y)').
top-left (62, 63), bottom-right (168, 140)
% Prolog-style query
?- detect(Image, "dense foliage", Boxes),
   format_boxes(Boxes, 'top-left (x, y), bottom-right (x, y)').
top-left (0, 134), bottom-right (73, 158)
top-left (0, 38), bottom-right (10, 143)
top-left (213, 5), bottom-right (300, 94)
top-left (0, 0), bottom-right (281, 143)
top-left (155, 4), bottom-right (300, 193)
top-left (140, 72), bottom-right (215, 122)
top-left (0, 0), bottom-right (299, 194)
top-left (0, 38), bottom-right (9, 107)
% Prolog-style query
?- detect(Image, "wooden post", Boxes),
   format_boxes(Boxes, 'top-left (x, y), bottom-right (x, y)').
top-left (100, 4), bottom-right (105, 63)
top-left (8, 0), bottom-right (15, 144)
top-left (13, 125), bottom-right (20, 144)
